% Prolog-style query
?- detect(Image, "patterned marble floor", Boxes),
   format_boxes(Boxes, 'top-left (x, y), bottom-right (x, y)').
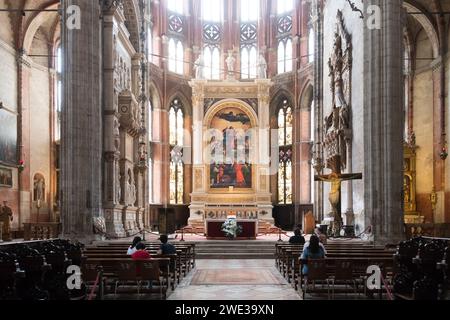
top-left (167, 259), bottom-right (302, 300)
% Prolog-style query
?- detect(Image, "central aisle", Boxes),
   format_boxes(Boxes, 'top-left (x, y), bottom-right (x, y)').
top-left (167, 259), bottom-right (302, 300)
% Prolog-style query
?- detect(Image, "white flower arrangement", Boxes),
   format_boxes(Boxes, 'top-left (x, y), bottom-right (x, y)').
top-left (221, 218), bottom-right (243, 239)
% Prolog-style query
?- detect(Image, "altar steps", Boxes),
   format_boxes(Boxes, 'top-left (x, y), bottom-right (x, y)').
top-left (192, 240), bottom-right (277, 259)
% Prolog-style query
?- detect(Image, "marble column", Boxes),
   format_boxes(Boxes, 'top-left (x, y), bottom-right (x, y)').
top-left (17, 53), bottom-right (32, 227)
top-left (61, 0), bottom-right (103, 241)
top-left (188, 80), bottom-right (206, 224)
top-left (256, 79), bottom-right (274, 223)
top-left (311, 0), bottom-right (324, 222)
top-left (363, 0), bottom-right (405, 244)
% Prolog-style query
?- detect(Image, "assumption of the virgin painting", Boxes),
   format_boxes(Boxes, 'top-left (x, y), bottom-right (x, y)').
top-left (207, 106), bottom-right (253, 189)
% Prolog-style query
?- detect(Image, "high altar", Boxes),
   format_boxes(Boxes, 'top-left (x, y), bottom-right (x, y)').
top-left (188, 79), bottom-right (274, 227)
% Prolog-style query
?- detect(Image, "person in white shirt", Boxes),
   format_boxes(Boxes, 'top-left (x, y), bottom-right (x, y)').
top-left (127, 236), bottom-right (142, 255)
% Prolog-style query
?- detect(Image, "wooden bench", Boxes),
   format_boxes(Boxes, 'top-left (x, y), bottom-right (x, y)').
top-left (81, 257), bottom-right (171, 299)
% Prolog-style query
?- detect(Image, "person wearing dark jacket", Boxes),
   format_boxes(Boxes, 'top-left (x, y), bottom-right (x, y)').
top-left (289, 228), bottom-right (306, 244)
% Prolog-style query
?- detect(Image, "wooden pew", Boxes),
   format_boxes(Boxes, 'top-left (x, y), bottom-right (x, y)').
top-left (81, 257), bottom-right (171, 299)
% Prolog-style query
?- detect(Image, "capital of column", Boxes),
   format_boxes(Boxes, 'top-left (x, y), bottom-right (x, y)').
top-left (16, 52), bottom-right (32, 68)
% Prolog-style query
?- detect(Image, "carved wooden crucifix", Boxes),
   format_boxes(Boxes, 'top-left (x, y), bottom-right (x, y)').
top-left (314, 155), bottom-right (362, 237)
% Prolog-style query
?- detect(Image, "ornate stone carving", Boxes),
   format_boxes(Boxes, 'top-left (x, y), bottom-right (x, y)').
top-left (125, 168), bottom-right (136, 206)
top-left (118, 91), bottom-right (140, 134)
top-left (323, 10), bottom-right (352, 172)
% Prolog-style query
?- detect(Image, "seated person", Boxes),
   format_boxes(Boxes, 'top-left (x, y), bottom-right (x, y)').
top-left (127, 236), bottom-right (142, 255)
top-left (158, 234), bottom-right (176, 255)
top-left (300, 235), bottom-right (325, 277)
top-left (303, 234), bottom-right (327, 255)
top-left (289, 229), bottom-right (306, 244)
top-left (131, 242), bottom-right (151, 260)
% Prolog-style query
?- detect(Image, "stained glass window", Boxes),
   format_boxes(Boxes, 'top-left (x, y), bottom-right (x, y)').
top-left (278, 99), bottom-right (293, 204)
top-left (277, 38), bottom-right (292, 74)
top-left (168, 14), bottom-right (184, 34)
top-left (168, 38), bottom-right (184, 74)
top-left (277, 6), bottom-right (293, 74)
top-left (169, 99), bottom-right (184, 204)
top-left (203, 45), bottom-right (220, 80)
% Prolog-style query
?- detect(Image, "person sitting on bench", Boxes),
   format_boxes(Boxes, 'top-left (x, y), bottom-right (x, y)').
top-left (127, 236), bottom-right (142, 255)
top-left (300, 235), bottom-right (326, 277)
top-left (158, 234), bottom-right (176, 255)
top-left (131, 242), bottom-right (151, 260)
top-left (289, 228), bottom-right (306, 245)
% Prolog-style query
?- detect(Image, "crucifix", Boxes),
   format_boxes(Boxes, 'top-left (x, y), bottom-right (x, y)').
top-left (315, 154), bottom-right (362, 237)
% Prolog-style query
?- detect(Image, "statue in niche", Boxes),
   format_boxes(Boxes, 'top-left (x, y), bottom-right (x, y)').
top-left (404, 176), bottom-right (410, 204)
top-left (33, 174), bottom-right (45, 203)
top-left (194, 54), bottom-right (204, 79)
top-left (126, 169), bottom-right (136, 206)
top-left (225, 51), bottom-right (236, 78)
top-left (258, 54), bottom-right (267, 79)
top-left (113, 118), bottom-right (120, 151)
top-left (116, 162), bottom-right (122, 203)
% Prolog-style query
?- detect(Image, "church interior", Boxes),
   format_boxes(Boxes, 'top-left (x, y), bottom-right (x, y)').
top-left (0, 0), bottom-right (449, 302)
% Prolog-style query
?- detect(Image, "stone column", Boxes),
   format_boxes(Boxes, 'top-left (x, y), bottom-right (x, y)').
top-left (363, 0), bottom-right (405, 244)
top-left (188, 80), bottom-right (206, 224)
top-left (61, 0), bottom-right (103, 242)
top-left (256, 79), bottom-right (274, 223)
top-left (311, 0), bottom-right (324, 222)
top-left (17, 53), bottom-right (32, 227)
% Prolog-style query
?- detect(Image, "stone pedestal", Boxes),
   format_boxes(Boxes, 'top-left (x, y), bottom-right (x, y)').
top-left (104, 207), bottom-right (126, 238)
top-left (123, 207), bottom-right (140, 236)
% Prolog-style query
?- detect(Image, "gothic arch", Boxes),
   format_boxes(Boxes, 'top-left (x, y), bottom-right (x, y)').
top-left (270, 89), bottom-right (295, 117)
top-left (204, 99), bottom-right (259, 129)
top-left (299, 83), bottom-right (314, 111)
top-left (21, 1), bottom-right (59, 53)
top-left (149, 81), bottom-right (162, 110)
top-left (403, 1), bottom-right (440, 59)
top-left (166, 92), bottom-right (192, 116)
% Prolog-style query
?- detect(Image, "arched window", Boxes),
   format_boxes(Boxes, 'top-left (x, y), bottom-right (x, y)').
top-left (308, 27), bottom-right (315, 63)
top-left (168, 38), bottom-right (184, 74)
top-left (169, 99), bottom-right (184, 204)
top-left (203, 46), bottom-right (220, 80)
top-left (278, 39), bottom-right (292, 74)
top-left (278, 99), bottom-right (293, 204)
top-left (167, 0), bottom-right (183, 14)
top-left (276, 6), bottom-right (293, 74)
